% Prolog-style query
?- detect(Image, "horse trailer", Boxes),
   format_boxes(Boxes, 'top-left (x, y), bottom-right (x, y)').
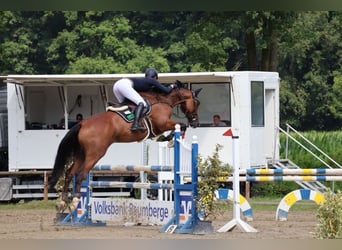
top-left (0, 71), bottom-right (280, 201)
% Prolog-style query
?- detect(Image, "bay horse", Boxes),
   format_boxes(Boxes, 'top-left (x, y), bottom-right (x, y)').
top-left (49, 81), bottom-right (201, 212)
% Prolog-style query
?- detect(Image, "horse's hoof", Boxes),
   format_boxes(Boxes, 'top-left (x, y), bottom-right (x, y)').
top-left (69, 197), bottom-right (80, 212)
top-left (167, 140), bottom-right (174, 148)
top-left (56, 200), bottom-right (66, 213)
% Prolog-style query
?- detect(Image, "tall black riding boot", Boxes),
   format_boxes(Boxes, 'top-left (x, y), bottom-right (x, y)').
top-left (131, 102), bottom-right (146, 132)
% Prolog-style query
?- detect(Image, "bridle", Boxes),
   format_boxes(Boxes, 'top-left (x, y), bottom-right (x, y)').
top-left (173, 87), bottom-right (200, 122)
top-left (145, 86), bottom-right (200, 123)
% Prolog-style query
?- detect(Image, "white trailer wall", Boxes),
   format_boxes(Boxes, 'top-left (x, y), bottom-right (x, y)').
top-left (5, 71), bottom-right (279, 171)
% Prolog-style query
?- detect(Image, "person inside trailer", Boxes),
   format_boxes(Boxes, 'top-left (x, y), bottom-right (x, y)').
top-left (212, 114), bottom-right (226, 127)
top-left (76, 113), bottom-right (83, 123)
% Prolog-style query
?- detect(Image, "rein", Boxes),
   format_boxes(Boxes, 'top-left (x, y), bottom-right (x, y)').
top-left (143, 87), bottom-right (198, 121)
top-left (146, 88), bottom-right (188, 108)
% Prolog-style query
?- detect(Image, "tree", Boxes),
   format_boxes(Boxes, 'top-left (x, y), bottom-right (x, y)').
top-left (279, 11), bottom-right (342, 130)
top-left (128, 12), bottom-right (239, 72)
top-left (47, 11), bottom-right (170, 74)
top-left (182, 12), bottom-right (238, 71)
top-left (331, 71), bottom-right (342, 128)
top-left (238, 11), bottom-right (298, 71)
top-left (1, 11), bottom-right (341, 130)
top-left (279, 78), bottom-right (307, 129)
top-left (0, 11), bottom-right (37, 74)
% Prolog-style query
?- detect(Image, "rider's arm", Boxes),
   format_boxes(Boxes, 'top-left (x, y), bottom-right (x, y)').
top-left (145, 78), bottom-right (173, 94)
top-left (131, 78), bottom-right (173, 93)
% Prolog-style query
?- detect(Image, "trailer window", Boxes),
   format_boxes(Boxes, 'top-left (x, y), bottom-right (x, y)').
top-left (251, 81), bottom-right (264, 127)
top-left (25, 86), bottom-right (65, 129)
top-left (190, 83), bottom-right (231, 127)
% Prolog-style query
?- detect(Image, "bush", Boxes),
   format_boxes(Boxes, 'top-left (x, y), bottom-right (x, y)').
top-left (197, 144), bottom-right (232, 220)
top-left (315, 190), bottom-right (342, 239)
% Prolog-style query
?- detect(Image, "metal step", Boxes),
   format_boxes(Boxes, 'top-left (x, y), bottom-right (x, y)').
top-left (271, 159), bottom-right (328, 193)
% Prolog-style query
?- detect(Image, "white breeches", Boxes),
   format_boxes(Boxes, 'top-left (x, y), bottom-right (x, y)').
top-left (113, 78), bottom-right (146, 106)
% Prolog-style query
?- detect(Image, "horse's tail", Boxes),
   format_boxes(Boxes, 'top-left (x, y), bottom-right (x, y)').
top-left (49, 123), bottom-right (82, 189)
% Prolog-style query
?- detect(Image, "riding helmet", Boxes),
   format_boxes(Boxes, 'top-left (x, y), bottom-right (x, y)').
top-left (145, 68), bottom-right (158, 79)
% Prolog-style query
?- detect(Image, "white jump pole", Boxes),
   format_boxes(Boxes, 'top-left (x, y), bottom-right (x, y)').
top-left (218, 129), bottom-right (257, 233)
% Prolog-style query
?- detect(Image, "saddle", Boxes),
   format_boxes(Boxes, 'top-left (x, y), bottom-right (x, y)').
top-left (106, 100), bottom-right (151, 123)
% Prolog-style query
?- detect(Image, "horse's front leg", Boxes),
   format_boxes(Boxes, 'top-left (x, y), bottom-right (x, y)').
top-left (156, 130), bottom-right (175, 142)
top-left (179, 123), bottom-right (187, 137)
top-left (159, 121), bottom-right (187, 147)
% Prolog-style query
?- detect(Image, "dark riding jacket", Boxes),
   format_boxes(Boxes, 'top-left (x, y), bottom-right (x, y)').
top-left (130, 78), bottom-right (172, 94)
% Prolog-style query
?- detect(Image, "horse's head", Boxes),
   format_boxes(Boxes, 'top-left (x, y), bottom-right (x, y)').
top-left (172, 80), bottom-right (201, 128)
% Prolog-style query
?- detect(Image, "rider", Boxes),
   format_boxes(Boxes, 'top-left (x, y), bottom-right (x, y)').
top-left (113, 68), bottom-right (174, 132)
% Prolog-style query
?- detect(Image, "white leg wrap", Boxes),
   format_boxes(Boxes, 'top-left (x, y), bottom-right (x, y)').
top-left (56, 200), bottom-right (66, 213)
top-left (69, 197), bottom-right (80, 212)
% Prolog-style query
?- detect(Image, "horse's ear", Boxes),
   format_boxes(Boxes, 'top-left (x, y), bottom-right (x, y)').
top-left (193, 88), bottom-right (202, 98)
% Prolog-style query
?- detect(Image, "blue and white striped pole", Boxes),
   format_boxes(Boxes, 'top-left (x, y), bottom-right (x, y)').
top-left (173, 124), bottom-right (181, 226)
top-left (191, 135), bottom-right (199, 226)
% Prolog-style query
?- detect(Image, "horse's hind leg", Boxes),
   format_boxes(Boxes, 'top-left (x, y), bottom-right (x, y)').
top-left (61, 158), bottom-right (86, 213)
top-left (69, 168), bottom-right (85, 212)
top-left (55, 168), bottom-right (73, 213)
top-left (68, 156), bottom-right (103, 212)
top-left (56, 158), bottom-right (84, 213)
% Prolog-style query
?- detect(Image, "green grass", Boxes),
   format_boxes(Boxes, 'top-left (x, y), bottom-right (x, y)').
top-left (280, 130), bottom-right (342, 170)
top-left (214, 195), bottom-right (319, 213)
top-left (0, 199), bottom-right (56, 210)
top-left (249, 196), bottom-right (319, 212)
top-left (279, 129), bottom-right (342, 192)
top-left (0, 196), bottom-right (319, 213)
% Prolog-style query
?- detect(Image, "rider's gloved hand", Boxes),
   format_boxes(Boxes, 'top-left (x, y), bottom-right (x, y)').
top-left (170, 80), bottom-right (181, 89)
